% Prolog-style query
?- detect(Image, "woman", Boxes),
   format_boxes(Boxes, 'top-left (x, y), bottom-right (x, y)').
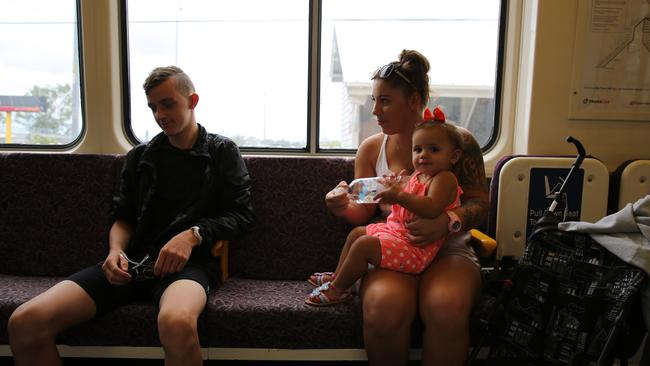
top-left (325, 50), bottom-right (489, 366)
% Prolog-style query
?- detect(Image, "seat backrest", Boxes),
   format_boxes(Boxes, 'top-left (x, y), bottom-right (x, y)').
top-left (609, 159), bottom-right (650, 212)
top-left (490, 155), bottom-right (609, 260)
top-left (0, 153), bottom-right (122, 276)
top-left (230, 156), bottom-right (355, 280)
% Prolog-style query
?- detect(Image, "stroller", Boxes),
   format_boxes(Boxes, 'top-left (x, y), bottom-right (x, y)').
top-left (468, 137), bottom-right (647, 366)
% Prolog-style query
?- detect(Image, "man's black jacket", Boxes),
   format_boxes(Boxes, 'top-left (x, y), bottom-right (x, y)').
top-left (112, 124), bottom-right (254, 261)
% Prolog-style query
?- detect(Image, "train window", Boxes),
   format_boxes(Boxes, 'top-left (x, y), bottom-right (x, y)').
top-left (319, 0), bottom-right (503, 151)
top-left (0, 0), bottom-right (84, 147)
top-left (124, 0), bottom-right (309, 149)
top-left (124, 0), bottom-right (503, 152)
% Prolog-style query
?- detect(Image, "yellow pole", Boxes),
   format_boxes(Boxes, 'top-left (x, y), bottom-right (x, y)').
top-left (5, 111), bottom-right (11, 144)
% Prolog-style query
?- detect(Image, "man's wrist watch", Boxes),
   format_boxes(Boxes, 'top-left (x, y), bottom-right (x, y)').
top-left (190, 226), bottom-right (203, 245)
top-left (446, 210), bottom-right (462, 233)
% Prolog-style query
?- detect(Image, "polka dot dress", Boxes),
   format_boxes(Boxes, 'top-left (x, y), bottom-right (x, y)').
top-left (366, 172), bottom-right (462, 274)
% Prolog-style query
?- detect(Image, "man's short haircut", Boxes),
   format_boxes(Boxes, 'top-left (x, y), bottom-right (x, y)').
top-left (143, 66), bottom-right (195, 96)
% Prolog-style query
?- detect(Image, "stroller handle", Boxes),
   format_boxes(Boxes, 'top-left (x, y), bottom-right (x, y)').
top-left (566, 136), bottom-right (585, 168)
top-left (547, 136), bottom-right (586, 214)
top-left (555, 136), bottom-right (586, 197)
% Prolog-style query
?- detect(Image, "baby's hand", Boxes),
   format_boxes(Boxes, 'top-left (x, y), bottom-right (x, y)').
top-left (376, 184), bottom-right (401, 204)
top-left (376, 173), bottom-right (406, 204)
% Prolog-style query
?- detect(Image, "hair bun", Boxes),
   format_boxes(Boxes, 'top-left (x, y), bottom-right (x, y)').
top-left (399, 50), bottom-right (430, 74)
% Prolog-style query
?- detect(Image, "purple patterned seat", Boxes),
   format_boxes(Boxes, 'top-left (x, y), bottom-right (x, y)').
top-left (0, 152), bottom-right (493, 357)
top-left (0, 153), bottom-right (361, 351)
top-left (0, 153), bottom-right (162, 347)
top-left (204, 278), bottom-right (362, 348)
top-left (204, 156), bottom-right (360, 348)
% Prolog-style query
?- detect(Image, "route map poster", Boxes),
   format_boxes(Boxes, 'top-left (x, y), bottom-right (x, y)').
top-left (569, 0), bottom-right (650, 121)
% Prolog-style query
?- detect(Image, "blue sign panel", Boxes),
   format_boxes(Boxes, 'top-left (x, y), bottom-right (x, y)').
top-left (526, 168), bottom-right (583, 238)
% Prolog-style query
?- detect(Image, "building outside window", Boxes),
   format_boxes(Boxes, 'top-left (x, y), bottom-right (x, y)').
top-left (0, 0), bottom-right (83, 146)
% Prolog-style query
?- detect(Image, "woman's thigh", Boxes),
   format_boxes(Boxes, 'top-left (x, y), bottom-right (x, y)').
top-left (360, 268), bottom-right (419, 327)
top-left (418, 253), bottom-right (481, 323)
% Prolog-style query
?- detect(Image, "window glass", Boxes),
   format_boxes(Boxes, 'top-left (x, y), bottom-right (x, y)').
top-left (0, 0), bottom-right (83, 146)
top-left (126, 0), bottom-right (309, 148)
top-left (319, 0), bottom-right (501, 150)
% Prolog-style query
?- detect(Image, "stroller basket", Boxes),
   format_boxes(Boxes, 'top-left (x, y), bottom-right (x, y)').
top-left (473, 137), bottom-right (647, 366)
top-left (488, 229), bottom-right (646, 365)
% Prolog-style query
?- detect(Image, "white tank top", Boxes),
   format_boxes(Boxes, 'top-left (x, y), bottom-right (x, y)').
top-left (375, 134), bottom-right (392, 177)
top-left (374, 134), bottom-right (393, 217)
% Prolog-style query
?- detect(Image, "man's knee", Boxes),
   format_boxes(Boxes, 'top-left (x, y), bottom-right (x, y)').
top-left (9, 304), bottom-right (53, 345)
top-left (158, 310), bottom-right (199, 349)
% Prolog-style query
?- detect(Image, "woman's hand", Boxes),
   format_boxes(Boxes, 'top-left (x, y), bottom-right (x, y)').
top-left (101, 249), bottom-right (131, 285)
top-left (325, 181), bottom-right (350, 216)
top-left (405, 214), bottom-right (449, 246)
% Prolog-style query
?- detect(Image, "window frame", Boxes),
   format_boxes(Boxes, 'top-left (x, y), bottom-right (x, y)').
top-left (0, 0), bottom-right (87, 150)
top-left (120, 0), bottom-right (506, 155)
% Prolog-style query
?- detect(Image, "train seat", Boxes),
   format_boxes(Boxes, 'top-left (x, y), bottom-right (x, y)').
top-left (609, 159), bottom-right (650, 213)
top-left (488, 155), bottom-right (609, 262)
top-left (608, 159), bottom-right (650, 363)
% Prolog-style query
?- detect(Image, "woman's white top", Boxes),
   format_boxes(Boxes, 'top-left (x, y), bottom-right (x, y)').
top-left (374, 134), bottom-right (393, 217)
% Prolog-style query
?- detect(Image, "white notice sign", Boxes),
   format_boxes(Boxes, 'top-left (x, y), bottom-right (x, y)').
top-left (569, 0), bottom-right (650, 121)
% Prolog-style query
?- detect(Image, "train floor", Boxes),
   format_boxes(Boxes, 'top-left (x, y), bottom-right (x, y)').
top-left (0, 358), bottom-right (416, 366)
top-left (0, 357), bottom-right (419, 366)
top-left (0, 358), bottom-right (438, 365)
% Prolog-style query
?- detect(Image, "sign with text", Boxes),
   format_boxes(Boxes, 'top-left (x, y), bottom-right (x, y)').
top-left (569, 0), bottom-right (650, 121)
top-left (526, 167), bottom-right (584, 238)
top-left (0, 96), bottom-right (47, 112)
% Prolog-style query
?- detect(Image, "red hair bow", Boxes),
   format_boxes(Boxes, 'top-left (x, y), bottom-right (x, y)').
top-left (423, 106), bottom-right (446, 122)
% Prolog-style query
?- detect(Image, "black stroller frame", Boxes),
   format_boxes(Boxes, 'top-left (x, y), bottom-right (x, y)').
top-left (468, 137), bottom-right (647, 366)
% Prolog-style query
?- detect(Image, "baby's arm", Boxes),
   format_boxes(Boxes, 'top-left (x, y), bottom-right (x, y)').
top-left (391, 171), bottom-right (458, 219)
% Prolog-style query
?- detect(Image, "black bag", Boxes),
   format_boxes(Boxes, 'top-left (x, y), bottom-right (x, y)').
top-left (472, 137), bottom-right (647, 366)
top-left (486, 228), bottom-right (646, 365)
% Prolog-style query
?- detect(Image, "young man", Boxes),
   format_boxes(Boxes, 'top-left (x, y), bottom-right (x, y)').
top-left (8, 66), bottom-right (254, 366)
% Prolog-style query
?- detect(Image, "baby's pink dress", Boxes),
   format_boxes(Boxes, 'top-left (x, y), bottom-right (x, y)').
top-left (366, 171), bottom-right (462, 274)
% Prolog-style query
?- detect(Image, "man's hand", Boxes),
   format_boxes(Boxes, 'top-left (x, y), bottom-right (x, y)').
top-left (154, 229), bottom-right (198, 277)
top-left (325, 181), bottom-right (350, 216)
top-left (405, 214), bottom-right (449, 246)
top-left (101, 249), bottom-right (132, 285)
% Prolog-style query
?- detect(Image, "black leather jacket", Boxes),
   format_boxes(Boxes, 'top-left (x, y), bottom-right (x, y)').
top-left (112, 124), bottom-right (254, 260)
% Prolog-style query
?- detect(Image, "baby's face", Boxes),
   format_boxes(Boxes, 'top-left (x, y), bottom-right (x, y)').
top-left (412, 125), bottom-right (458, 177)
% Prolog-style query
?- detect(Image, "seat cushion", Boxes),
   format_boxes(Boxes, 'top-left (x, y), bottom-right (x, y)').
top-left (204, 278), bottom-right (363, 348)
top-left (0, 274), bottom-right (162, 347)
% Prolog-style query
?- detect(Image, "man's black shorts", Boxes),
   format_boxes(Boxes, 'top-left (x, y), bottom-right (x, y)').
top-left (67, 261), bottom-right (218, 317)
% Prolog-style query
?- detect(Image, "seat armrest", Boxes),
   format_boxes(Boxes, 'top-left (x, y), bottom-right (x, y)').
top-left (211, 240), bottom-right (229, 281)
top-left (469, 229), bottom-right (496, 257)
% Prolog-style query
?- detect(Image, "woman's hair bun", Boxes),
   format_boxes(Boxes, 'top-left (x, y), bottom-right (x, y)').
top-left (398, 49), bottom-right (430, 75)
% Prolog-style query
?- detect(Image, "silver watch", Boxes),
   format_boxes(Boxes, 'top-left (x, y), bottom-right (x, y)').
top-left (191, 226), bottom-right (203, 245)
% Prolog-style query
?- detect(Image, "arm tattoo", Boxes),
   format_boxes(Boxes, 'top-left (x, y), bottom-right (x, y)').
top-left (460, 198), bottom-right (489, 230)
top-left (456, 133), bottom-right (488, 191)
top-left (454, 129), bottom-right (489, 230)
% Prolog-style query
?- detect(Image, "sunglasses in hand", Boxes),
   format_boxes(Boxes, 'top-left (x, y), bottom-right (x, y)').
top-left (119, 252), bottom-right (155, 281)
